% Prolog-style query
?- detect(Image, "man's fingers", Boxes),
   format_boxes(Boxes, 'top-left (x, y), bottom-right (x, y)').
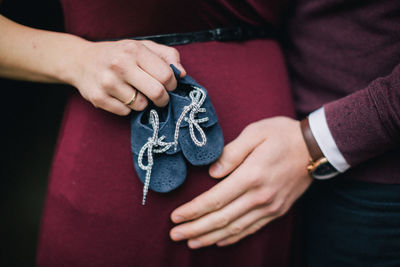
top-left (170, 188), bottom-right (272, 242)
top-left (209, 124), bottom-right (265, 178)
top-left (216, 217), bottom-right (272, 247)
top-left (171, 165), bottom-right (254, 224)
top-left (185, 206), bottom-right (275, 249)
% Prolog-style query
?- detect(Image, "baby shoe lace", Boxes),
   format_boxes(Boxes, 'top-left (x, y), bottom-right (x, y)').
top-left (138, 109), bottom-right (175, 205)
top-left (173, 86), bottom-right (209, 151)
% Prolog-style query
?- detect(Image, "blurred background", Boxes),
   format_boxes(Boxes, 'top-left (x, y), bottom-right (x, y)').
top-left (0, 1), bottom-right (70, 266)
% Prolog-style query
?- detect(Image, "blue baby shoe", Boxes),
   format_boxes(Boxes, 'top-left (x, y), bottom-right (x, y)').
top-left (169, 65), bottom-right (224, 166)
top-left (130, 104), bottom-right (187, 205)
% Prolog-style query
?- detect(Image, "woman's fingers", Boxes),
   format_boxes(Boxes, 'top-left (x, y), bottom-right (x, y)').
top-left (142, 41), bottom-right (187, 77)
top-left (75, 40), bottom-right (187, 115)
top-left (106, 83), bottom-right (148, 111)
top-left (123, 66), bottom-right (170, 107)
top-left (136, 44), bottom-right (178, 91)
top-left (126, 91), bottom-right (148, 110)
top-left (91, 93), bottom-right (132, 116)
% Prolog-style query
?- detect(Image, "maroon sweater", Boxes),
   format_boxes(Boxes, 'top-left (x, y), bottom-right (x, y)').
top-left (61, 0), bottom-right (399, 184)
top-left (284, 0), bottom-right (400, 183)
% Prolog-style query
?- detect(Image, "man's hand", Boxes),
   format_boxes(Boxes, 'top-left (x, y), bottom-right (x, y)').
top-left (170, 116), bottom-right (312, 248)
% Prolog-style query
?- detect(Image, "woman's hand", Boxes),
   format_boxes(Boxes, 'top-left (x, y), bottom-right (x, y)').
top-left (0, 16), bottom-right (184, 115)
top-left (169, 116), bottom-right (313, 248)
top-left (69, 40), bottom-right (186, 115)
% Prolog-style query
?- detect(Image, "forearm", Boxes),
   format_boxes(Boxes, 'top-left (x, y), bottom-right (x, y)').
top-left (313, 63), bottom-right (400, 168)
top-left (0, 14), bottom-right (89, 84)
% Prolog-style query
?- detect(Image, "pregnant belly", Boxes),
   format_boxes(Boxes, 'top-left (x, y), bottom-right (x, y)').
top-left (38, 39), bottom-right (295, 267)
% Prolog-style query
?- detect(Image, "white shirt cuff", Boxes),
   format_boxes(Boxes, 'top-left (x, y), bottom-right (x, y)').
top-left (308, 107), bottom-right (351, 173)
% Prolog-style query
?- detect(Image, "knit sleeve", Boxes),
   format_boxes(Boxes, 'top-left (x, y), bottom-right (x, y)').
top-left (323, 64), bottom-right (400, 167)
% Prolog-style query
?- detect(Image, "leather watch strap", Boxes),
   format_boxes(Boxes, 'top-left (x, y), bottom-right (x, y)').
top-left (300, 117), bottom-right (324, 161)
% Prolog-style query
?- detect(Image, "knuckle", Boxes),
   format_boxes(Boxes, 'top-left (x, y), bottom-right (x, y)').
top-left (225, 148), bottom-right (241, 165)
top-left (243, 122), bottom-right (257, 133)
top-left (268, 205), bottom-right (281, 215)
top-left (186, 199), bottom-right (202, 218)
top-left (90, 93), bottom-right (105, 108)
top-left (214, 216), bottom-right (229, 228)
top-left (228, 224), bottom-right (243, 235)
top-left (109, 57), bottom-right (123, 70)
top-left (268, 201), bottom-right (283, 215)
top-left (168, 47), bottom-right (180, 58)
top-left (247, 172), bottom-right (263, 188)
top-left (252, 191), bottom-right (273, 207)
top-left (121, 40), bottom-right (140, 52)
top-left (208, 197), bottom-right (224, 210)
top-left (159, 69), bottom-right (174, 85)
top-left (99, 73), bottom-right (116, 88)
top-left (150, 85), bottom-right (166, 101)
top-left (134, 96), bottom-right (148, 111)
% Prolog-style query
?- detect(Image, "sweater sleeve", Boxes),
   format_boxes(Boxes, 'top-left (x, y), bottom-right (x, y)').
top-left (324, 64), bottom-right (400, 167)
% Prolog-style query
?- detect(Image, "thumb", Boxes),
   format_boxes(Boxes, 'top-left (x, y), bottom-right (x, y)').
top-left (209, 124), bottom-right (265, 179)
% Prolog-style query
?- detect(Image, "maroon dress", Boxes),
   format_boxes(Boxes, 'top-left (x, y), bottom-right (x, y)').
top-left (37, 1), bottom-right (296, 266)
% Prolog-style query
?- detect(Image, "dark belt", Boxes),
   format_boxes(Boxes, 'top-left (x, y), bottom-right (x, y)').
top-left (105, 25), bottom-right (276, 46)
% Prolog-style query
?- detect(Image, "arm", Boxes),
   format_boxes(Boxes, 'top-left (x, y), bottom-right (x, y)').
top-left (323, 64), bottom-right (400, 167)
top-left (0, 14), bottom-right (186, 115)
top-left (168, 64), bottom-right (400, 248)
top-left (0, 14), bottom-right (83, 83)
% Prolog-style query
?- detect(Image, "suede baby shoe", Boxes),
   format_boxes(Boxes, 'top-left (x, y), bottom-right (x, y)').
top-left (169, 64), bottom-right (224, 166)
top-left (130, 104), bottom-right (187, 205)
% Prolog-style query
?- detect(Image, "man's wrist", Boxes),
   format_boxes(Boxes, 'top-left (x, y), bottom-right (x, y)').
top-left (308, 107), bottom-right (350, 173)
top-left (300, 114), bottom-right (340, 179)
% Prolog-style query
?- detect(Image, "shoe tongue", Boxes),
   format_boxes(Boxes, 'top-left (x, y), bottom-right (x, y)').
top-left (170, 64), bottom-right (219, 127)
top-left (131, 106), bottom-right (180, 155)
top-left (170, 88), bottom-right (218, 128)
top-left (170, 64), bottom-right (181, 79)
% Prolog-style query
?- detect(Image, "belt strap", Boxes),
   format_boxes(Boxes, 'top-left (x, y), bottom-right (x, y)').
top-left (105, 25), bottom-right (276, 46)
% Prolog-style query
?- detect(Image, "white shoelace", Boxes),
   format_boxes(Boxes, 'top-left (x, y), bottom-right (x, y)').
top-left (173, 86), bottom-right (209, 151)
top-left (137, 109), bottom-right (175, 205)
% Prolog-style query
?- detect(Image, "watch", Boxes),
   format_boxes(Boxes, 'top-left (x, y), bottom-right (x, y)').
top-left (300, 117), bottom-right (339, 179)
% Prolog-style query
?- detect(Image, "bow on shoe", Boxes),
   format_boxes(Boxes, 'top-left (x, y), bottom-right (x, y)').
top-left (138, 109), bottom-right (175, 205)
top-left (174, 86), bottom-right (209, 151)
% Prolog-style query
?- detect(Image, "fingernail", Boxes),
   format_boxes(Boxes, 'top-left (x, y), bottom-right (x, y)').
top-left (210, 162), bottom-right (222, 176)
top-left (172, 215), bottom-right (184, 223)
top-left (171, 232), bottom-right (184, 241)
top-left (188, 240), bottom-right (202, 249)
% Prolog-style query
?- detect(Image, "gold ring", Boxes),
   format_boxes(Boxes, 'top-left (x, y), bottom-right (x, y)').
top-left (125, 90), bottom-right (138, 106)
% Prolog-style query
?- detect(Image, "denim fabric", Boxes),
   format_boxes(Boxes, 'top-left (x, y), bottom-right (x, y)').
top-left (301, 178), bottom-right (400, 267)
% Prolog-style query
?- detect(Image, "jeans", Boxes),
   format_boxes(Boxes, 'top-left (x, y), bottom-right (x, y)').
top-left (301, 178), bottom-right (400, 267)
